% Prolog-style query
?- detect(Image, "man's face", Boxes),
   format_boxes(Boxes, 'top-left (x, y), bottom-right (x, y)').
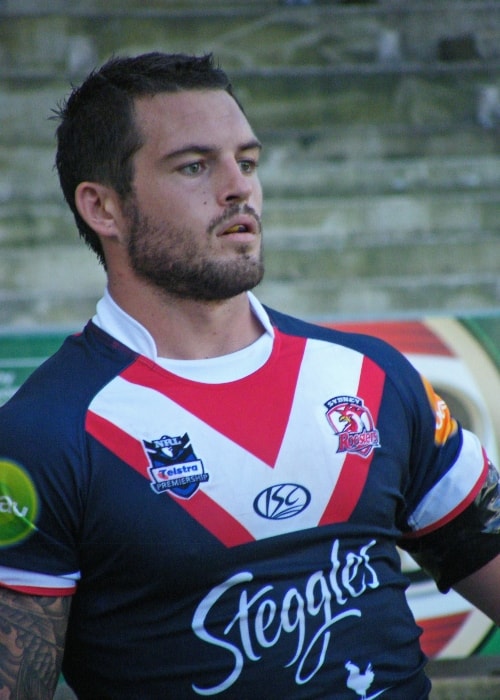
top-left (122, 89), bottom-right (264, 301)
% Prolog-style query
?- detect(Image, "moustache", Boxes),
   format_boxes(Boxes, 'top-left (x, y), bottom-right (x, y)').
top-left (207, 204), bottom-right (262, 236)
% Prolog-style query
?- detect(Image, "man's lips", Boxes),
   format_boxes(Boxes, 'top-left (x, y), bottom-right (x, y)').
top-left (216, 214), bottom-right (260, 237)
top-left (224, 224), bottom-right (249, 233)
top-left (208, 204), bottom-right (262, 238)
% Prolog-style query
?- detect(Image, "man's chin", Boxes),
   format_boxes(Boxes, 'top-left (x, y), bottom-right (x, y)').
top-left (168, 267), bottom-right (265, 303)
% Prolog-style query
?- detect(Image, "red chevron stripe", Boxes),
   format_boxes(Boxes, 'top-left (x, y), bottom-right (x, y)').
top-left (120, 331), bottom-right (307, 466)
top-left (86, 410), bottom-right (255, 547)
top-left (319, 356), bottom-right (385, 525)
top-left (86, 411), bottom-right (150, 475)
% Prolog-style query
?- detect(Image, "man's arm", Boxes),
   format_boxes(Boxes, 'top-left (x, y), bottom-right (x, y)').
top-left (453, 553), bottom-right (500, 626)
top-left (0, 587), bottom-right (70, 699)
top-left (400, 458), bottom-right (500, 598)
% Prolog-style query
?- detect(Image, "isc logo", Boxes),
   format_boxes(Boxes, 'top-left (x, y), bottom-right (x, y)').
top-left (253, 483), bottom-right (311, 520)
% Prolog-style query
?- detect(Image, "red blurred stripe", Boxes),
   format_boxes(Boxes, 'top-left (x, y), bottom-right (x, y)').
top-left (418, 612), bottom-right (469, 657)
top-left (323, 321), bottom-right (454, 356)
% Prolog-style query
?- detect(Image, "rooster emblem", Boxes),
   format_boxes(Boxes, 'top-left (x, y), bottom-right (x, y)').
top-left (345, 661), bottom-right (375, 699)
top-left (325, 396), bottom-right (380, 458)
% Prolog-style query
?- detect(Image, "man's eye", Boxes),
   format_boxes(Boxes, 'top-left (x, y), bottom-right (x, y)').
top-left (180, 162), bottom-right (203, 175)
top-left (239, 160), bottom-right (258, 174)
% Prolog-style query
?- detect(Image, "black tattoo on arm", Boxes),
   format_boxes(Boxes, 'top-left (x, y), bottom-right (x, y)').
top-left (0, 588), bottom-right (71, 700)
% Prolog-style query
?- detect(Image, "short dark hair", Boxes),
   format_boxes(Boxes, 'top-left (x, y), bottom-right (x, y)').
top-left (54, 52), bottom-right (241, 265)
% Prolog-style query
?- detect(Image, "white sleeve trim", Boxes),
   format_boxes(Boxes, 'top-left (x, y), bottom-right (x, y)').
top-left (0, 564), bottom-right (81, 590)
top-left (408, 429), bottom-right (485, 533)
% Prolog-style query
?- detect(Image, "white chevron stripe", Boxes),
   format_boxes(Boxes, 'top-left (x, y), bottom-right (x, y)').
top-left (87, 339), bottom-right (366, 539)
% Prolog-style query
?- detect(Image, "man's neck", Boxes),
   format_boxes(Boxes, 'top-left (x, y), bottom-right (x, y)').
top-left (106, 278), bottom-right (264, 360)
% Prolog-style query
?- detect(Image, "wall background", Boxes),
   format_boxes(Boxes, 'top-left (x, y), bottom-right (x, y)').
top-left (1, 0), bottom-right (499, 327)
top-left (1, 4), bottom-right (500, 696)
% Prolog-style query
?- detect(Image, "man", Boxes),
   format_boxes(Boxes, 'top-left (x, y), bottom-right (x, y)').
top-left (0, 52), bottom-right (499, 699)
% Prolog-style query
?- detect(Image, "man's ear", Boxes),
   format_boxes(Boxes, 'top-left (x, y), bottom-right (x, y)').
top-left (75, 181), bottom-right (124, 240)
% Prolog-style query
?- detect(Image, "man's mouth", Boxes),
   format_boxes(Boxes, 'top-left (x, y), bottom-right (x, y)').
top-left (224, 224), bottom-right (250, 234)
top-left (209, 204), bottom-right (262, 238)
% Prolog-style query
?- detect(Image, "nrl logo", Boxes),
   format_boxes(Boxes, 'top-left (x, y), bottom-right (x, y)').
top-left (325, 395), bottom-right (381, 459)
top-left (143, 432), bottom-right (209, 498)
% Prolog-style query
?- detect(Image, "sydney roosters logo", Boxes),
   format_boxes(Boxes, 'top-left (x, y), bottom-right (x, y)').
top-left (325, 396), bottom-right (380, 458)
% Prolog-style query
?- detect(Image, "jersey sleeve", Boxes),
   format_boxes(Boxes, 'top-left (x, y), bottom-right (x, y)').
top-left (400, 457), bottom-right (500, 592)
top-left (0, 565), bottom-right (80, 596)
top-left (396, 371), bottom-right (499, 591)
top-left (0, 348), bottom-right (87, 595)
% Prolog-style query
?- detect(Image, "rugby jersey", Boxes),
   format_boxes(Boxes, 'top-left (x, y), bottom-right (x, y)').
top-left (0, 293), bottom-right (490, 699)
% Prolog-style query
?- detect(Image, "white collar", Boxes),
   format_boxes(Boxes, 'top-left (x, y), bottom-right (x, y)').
top-left (92, 289), bottom-right (275, 383)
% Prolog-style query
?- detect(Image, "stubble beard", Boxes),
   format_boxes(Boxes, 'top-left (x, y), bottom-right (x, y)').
top-left (125, 201), bottom-right (265, 302)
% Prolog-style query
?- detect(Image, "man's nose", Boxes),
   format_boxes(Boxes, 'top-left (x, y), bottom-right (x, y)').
top-left (217, 160), bottom-right (254, 205)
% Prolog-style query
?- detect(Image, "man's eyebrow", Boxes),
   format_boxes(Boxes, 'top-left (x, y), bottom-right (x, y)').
top-left (239, 138), bottom-right (263, 153)
top-left (162, 139), bottom-right (263, 162)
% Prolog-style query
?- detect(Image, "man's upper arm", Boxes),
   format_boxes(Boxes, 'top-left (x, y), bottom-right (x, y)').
top-left (0, 586), bottom-right (71, 700)
top-left (453, 553), bottom-right (500, 626)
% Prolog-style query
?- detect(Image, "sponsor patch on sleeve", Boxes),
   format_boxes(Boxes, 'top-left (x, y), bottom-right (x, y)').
top-left (0, 459), bottom-right (39, 547)
top-left (421, 376), bottom-right (458, 446)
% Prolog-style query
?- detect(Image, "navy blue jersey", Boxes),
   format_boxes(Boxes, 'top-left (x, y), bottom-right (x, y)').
top-left (0, 307), bottom-right (491, 699)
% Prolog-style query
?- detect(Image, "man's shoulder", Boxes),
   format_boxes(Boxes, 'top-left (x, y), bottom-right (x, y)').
top-left (266, 306), bottom-right (406, 360)
top-left (0, 322), bottom-right (139, 429)
top-left (266, 306), bottom-right (425, 404)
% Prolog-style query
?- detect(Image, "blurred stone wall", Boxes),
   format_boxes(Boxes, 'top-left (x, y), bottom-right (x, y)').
top-left (1, 0), bottom-right (499, 327)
